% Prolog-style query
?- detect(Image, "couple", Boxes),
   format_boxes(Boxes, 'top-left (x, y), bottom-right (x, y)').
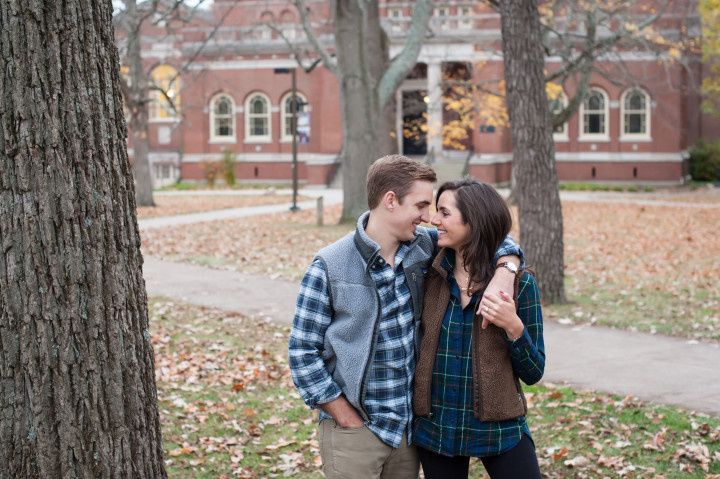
top-left (288, 155), bottom-right (545, 478)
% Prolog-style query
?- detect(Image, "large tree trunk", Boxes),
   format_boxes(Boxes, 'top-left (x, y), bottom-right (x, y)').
top-left (335, 0), bottom-right (396, 222)
top-left (499, 0), bottom-right (566, 304)
top-left (0, 1), bottom-right (167, 477)
top-left (126, 0), bottom-right (156, 207)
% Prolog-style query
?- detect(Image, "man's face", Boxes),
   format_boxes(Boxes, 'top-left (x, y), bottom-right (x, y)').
top-left (389, 180), bottom-right (433, 242)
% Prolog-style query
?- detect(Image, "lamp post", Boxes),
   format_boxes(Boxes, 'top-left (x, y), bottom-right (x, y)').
top-left (273, 67), bottom-right (299, 212)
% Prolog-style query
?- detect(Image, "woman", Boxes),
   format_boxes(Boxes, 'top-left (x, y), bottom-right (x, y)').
top-left (413, 179), bottom-right (545, 479)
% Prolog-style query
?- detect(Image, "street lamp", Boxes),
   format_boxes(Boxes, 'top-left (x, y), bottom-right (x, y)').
top-left (273, 67), bottom-right (299, 212)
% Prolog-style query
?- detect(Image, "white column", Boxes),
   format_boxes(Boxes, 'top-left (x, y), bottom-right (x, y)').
top-left (427, 61), bottom-right (443, 161)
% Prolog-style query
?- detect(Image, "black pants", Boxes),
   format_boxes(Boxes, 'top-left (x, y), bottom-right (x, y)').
top-left (417, 435), bottom-right (541, 479)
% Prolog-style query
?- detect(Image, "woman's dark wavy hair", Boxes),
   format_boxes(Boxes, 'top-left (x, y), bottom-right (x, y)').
top-left (436, 178), bottom-right (512, 292)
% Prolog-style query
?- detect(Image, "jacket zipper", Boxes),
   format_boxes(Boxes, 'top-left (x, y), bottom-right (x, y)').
top-left (358, 288), bottom-right (383, 420)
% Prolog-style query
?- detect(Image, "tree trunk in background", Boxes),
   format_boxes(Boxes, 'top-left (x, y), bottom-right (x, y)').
top-left (0, 0), bottom-right (166, 477)
top-left (499, 0), bottom-right (566, 304)
top-left (335, 0), bottom-right (394, 222)
top-left (125, 0), bottom-right (156, 207)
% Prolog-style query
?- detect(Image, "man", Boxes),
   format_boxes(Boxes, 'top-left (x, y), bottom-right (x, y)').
top-left (289, 155), bottom-right (522, 478)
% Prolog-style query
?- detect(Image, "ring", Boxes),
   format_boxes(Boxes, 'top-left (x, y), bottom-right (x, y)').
top-left (483, 306), bottom-right (489, 314)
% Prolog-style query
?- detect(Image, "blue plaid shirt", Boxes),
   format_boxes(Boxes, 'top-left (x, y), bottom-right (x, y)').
top-left (413, 252), bottom-right (545, 457)
top-left (289, 226), bottom-right (523, 449)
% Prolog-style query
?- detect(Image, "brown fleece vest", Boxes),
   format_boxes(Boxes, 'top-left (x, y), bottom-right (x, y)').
top-left (413, 248), bottom-right (528, 422)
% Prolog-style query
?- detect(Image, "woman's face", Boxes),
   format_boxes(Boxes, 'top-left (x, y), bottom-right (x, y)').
top-left (431, 190), bottom-right (470, 251)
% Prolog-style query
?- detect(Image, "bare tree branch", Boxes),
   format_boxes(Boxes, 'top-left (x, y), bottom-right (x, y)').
top-left (292, 0), bottom-right (337, 75)
top-left (377, 0), bottom-right (434, 108)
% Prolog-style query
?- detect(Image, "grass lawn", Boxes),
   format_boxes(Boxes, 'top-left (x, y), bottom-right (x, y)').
top-left (137, 194), bottom-right (309, 219)
top-left (142, 198), bottom-right (720, 342)
top-left (151, 299), bottom-right (720, 478)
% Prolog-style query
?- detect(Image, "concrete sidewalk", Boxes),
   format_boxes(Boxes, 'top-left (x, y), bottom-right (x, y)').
top-left (139, 189), bottom-right (343, 230)
top-left (143, 256), bottom-right (720, 416)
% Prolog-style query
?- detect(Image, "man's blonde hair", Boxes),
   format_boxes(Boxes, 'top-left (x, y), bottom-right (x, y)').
top-left (366, 155), bottom-right (436, 209)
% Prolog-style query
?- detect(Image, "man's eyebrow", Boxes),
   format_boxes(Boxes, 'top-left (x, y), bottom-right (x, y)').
top-left (416, 200), bottom-right (431, 207)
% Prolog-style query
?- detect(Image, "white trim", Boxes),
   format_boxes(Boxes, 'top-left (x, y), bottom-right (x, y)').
top-left (148, 118), bottom-right (181, 124)
top-left (577, 137), bottom-right (611, 143)
top-left (467, 152), bottom-right (685, 165)
top-left (244, 92), bottom-right (272, 143)
top-left (469, 153), bottom-right (513, 165)
top-left (188, 58), bottom-right (304, 71)
top-left (578, 87), bottom-right (610, 141)
top-left (619, 137), bottom-right (653, 143)
top-left (182, 153), bottom-right (338, 165)
top-left (209, 93), bottom-right (237, 143)
top-left (619, 87), bottom-right (652, 141)
top-left (555, 152), bottom-right (684, 163)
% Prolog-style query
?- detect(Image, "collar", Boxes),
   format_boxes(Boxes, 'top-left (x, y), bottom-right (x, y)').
top-left (430, 247), bottom-right (451, 279)
top-left (353, 211), bottom-right (419, 273)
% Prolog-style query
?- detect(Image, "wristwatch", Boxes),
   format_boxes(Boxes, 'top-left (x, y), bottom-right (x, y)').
top-left (496, 261), bottom-right (519, 275)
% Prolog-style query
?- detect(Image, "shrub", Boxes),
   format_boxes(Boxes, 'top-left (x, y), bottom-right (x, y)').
top-left (201, 160), bottom-right (222, 187)
top-left (688, 139), bottom-right (720, 181)
top-left (222, 149), bottom-right (237, 187)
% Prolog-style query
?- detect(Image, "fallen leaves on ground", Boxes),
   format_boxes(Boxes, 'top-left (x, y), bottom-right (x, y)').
top-left (150, 298), bottom-right (720, 478)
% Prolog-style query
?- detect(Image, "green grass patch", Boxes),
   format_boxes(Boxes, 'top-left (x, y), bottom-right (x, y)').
top-left (545, 276), bottom-right (720, 343)
top-left (559, 182), bottom-right (655, 192)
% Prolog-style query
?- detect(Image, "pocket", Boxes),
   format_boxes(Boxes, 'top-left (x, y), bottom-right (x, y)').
top-left (333, 420), bottom-right (366, 433)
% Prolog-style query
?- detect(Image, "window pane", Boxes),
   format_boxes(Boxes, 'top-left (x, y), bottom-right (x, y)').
top-left (587, 93), bottom-right (603, 111)
top-left (251, 97), bottom-right (267, 114)
top-left (625, 113), bottom-right (645, 134)
top-left (216, 98), bottom-right (231, 115)
top-left (216, 118), bottom-right (232, 137)
top-left (251, 117), bottom-right (267, 136)
top-left (627, 92), bottom-right (645, 110)
top-left (285, 115), bottom-right (292, 136)
top-left (585, 113), bottom-right (604, 134)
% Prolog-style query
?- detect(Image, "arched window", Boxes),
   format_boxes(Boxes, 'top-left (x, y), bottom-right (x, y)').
top-left (548, 91), bottom-right (569, 141)
top-left (149, 65), bottom-right (180, 121)
top-left (209, 93), bottom-right (235, 142)
top-left (621, 88), bottom-right (651, 139)
top-left (579, 87), bottom-right (609, 140)
top-left (245, 93), bottom-right (271, 142)
top-left (280, 92), bottom-right (308, 142)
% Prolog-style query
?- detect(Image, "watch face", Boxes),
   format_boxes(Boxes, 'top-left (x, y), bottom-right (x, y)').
top-left (505, 263), bottom-right (518, 273)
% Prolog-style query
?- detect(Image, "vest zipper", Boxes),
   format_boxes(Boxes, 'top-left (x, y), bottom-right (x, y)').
top-left (358, 289), bottom-right (383, 420)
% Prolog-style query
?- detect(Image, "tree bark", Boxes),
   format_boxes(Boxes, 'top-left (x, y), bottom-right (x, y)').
top-left (0, 0), bottom-right (166, 477)
top-left (499, 0), bottom-right (566, 304)
top-left (333, 0), bottom-right (432, 222)
top-left (125, 0), bottom-right (156, 207)
top-left (335, 0), bottom-right (391, 221)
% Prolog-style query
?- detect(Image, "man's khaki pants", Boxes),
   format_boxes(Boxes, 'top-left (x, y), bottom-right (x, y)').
top-left (318, 419), bottom-right (419, 479)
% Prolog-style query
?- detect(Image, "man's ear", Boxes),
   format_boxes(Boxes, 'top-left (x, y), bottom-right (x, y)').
top-left (382, 190), bottom-right (397, 211)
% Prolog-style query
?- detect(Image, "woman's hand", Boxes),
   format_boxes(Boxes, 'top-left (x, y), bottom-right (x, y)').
top-left (479, 290), bottom-right (525, 341)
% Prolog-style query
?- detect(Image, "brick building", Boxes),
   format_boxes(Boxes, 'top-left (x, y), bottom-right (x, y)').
top-left (120, 0), bottom-right (719, 187)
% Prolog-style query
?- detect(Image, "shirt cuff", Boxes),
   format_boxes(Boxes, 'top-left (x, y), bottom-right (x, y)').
top-left (508, 327), bottom-right (533, 352)
top-left (308, 384), bottom-right (343, 410)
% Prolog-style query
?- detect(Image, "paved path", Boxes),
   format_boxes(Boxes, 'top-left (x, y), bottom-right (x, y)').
top-left (143, 188), bottom-right (718, 232)
top-left (143, 256), bottom-right (720, 416)
top-left (139, 189), bottom-right (343, 230)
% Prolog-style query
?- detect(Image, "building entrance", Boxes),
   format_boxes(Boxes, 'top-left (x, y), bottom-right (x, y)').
top-left (402, 89), bottom-right (428, 156)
